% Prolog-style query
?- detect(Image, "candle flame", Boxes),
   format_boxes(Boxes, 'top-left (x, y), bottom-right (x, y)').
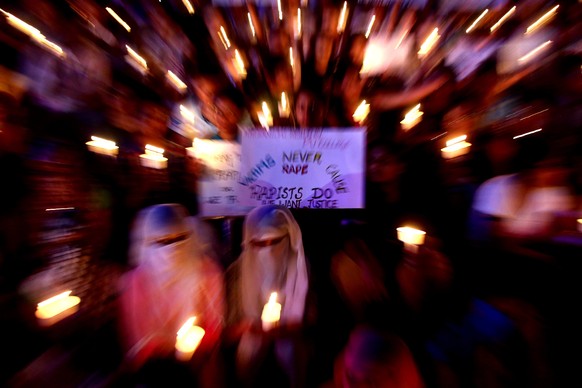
top-left (87, 136), bottom-right (118, 156)
top-left (513, 128), bottom-right (542, 139)
top-left (518, 40), bottom-right (552, 63)
top-left (180, 105), bottom-right (195, 122)
top-left (396, 226), bottom-right (426, 246)
top-left (219, 26), bottom-right (231, 48)
top-left (400, 104), bottom-right (424, 129)
top-left (353, 100), bottom-right (370, 124)
top-left (181, 0), bottom-right (195, 14)
top-left (297, 8), bottom-right (302, 37)
top-left (35, 290), bottom-right (81, 323)
top-left (167, 70), bottom-right (187, 91)
top-left (1, 9), bottom-right (64, 57)
top-left (418, 28), bottom-right (440, 56)
top-left (490, 6), bottom-right (516, 33)
top-left (248, 12), bottom-right (256, 38)
top-left (365, 14), bottom-right (376, 39)
top-left (277, 0), bottom-right (283, 20)
top-left (38, 291), bottom-right (72, 308)
top-left (177, 316), bottom-right (197, 338)
top-left (106, 7), bottom-right (131, 32)
top-left (446, 134), bottom-right (467, 147)
top-left (441, 141), bottom-right (472, 153)
top-left (466, 9), bottom-right (488, 33)
top-left (87, 136), bottom-right (118, 151)
top-left (126, 45), bottom-right (148, 70)
top-left (337, 2), bottom-right (348, 33)
top-left (281, 92), bottom-right (288, 110)
top-left (526, 5), bottom-right (559, 35)
top-left (1, 8), bottom-right (41, 36)
top-left (234, 49), bottom-right (247, 78)
top-left (145, 144), bottom-right (165, 154)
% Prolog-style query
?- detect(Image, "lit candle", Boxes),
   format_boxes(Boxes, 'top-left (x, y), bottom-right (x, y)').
top-left (261, 292), bottom-right (282, 331)
top-left (441, 135), bottom-right (471, 159)
top-left (35, 291), bottom-right (81, 326)
top-left (175, 316), bottom-right (205, 361)
top-left (418, 28), bottom-right (440, 57)
top-left (167, 70), bottom-right (188, 92)
top-left (126, 45), bottom-right (148, 73)
top-left (86, 136), bottom-right (118, 156)
top-left (233, 49), bottom-right (247, 79)
top-left (577, 219), bottom-right (582, 233)
top-left (278, 92), bottom-right (290, 118)
top-left (353, 100), bottom-right (370, 125)
top-left (337, 2), bottom-right (348, 34)
top-left (259, 101), bottom-right (273, 129)
top-left (396, 226), bottom-right (426, 253)
top-left (139, 144), bottom-right (168, 169)
top-left (400, 103), bottom-right (423, 130)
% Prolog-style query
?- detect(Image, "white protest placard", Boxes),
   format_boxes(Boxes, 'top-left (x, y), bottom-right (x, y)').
top-left (188, 139), bottom-right (249, 217)
top-left (238, 128), bottom-right (366, 209)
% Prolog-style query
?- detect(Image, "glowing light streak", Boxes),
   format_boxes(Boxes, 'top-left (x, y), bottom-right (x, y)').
top-left (513, 128), bottom-right (542, 139)
top-left (490, 6), bottom-right (516, 33)
top-left (466, 9), bottom-right (489, 33)
top-left (365, 14), bottom-right (376, 39)
top-left (526, 5), bottom-right (559, 35)
top-left (106, 7), bottom-right (131, 32)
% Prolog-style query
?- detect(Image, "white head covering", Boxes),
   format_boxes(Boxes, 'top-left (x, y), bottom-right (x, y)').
top-left (128, 204), bottom-right (205, 322)
top-left (129, 204), bottom-right (203, 267)
top-left (239, 205), bottom-right (308, 325)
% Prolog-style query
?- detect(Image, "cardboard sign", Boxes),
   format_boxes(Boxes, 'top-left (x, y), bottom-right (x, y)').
top-left (238, 128), bottom-right (366, 209)
top-left (189, 139), bottom-right (249, 217)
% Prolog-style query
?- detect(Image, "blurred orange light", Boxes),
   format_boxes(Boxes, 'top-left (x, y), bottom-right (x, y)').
top-left (418, 28), bottom-right (440, 56)
top-left (466, 9), bottom-right (488, 33)
top-left (337, 2), bottom-right (348, 33)
top-left (181, 0), bottom-right (195, 14)
top-left (365, 14), bottom-right (376, 39)
top-left (35, 291), bottom-right (80, 326)
top-left (518, 41), bottom-right (552, 63)
top-left (526, 5), bottom-right (559, 35)
top-left (490, 6), bottom-right (515, 33)
top-left (106, 7), bottom-right (131, 32)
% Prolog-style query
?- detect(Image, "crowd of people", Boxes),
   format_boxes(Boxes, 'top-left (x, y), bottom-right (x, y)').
top-left (0, 0), bottom-right (581, 386)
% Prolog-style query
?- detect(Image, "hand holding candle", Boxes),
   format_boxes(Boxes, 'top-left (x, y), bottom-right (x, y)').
top-left (261, 292), bottom-right (281, 331)
top-left (175, 316), bottom-right (205, 361)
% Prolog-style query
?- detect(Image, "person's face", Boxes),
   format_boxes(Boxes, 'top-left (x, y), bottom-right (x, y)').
top-left (486, 137), bottom-right (516, 170)
top-left (443, 106), bottom-right (475, 134)
top-left (349, 37), bottom-right (367, 67)
top-left (212, 98), bottom-right (242, 140)
top-left (316, 35), bottom-right (334, 75)
top-left (321, 7), bottom-right (339, 35)
top-left (341, 69), bottom-right (363, 101)
top-left (367, 147), bottom-right (402, 183)
top-left (142, 104), bottom-right (169, 139)
top-left (295, 91), bottom-right (320, 127)
top-left (269, 30), bottom-right (290, 56)
top-left (193, 77), bottom-right (222, 106)
top-left (268, 64), bottom-right (293, 95)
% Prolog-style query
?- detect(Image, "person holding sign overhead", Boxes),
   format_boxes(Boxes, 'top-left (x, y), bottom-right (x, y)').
top-left (225, 204), bottom-right (312, 387)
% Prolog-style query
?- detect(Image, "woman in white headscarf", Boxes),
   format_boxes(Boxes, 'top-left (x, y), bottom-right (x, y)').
top-left (119, 204), bottom-right (225, 380)
top-left (226, 204), bottom-right (310, 387)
